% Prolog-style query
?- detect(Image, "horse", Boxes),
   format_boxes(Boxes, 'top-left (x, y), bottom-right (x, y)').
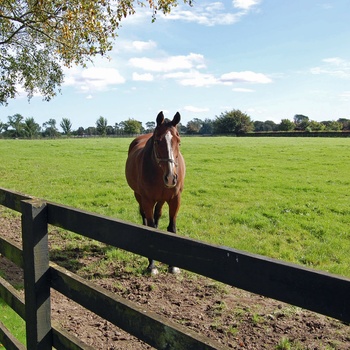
top-left (125, 111), bottom-right (185, 275)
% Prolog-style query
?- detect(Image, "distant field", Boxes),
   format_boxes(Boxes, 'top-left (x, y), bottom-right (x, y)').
top-left (0, 137), bottom-right (349, 277)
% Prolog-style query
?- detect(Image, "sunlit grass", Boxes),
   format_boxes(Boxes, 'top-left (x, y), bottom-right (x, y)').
top-left (0, 298), bottom-right (26, 347)
top-left (0, 137), bottom-right (349, 277)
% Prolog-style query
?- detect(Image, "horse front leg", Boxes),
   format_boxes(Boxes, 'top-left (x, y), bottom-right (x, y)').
top-left (141, 199), bottom-right (159, 275)
top-left (167, 195), bottom-right (181, 274)
top-left (154, 201), bottom-right (164, 228)
top-left (135, 193), bottom-right (147, 226)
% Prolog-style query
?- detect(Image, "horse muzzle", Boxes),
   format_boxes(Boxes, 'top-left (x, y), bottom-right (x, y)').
top-left (163, 173), bottom-right (178, 188)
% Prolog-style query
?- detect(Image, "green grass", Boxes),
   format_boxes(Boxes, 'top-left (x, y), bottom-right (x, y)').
top-left (0, 298), bottom-right (26, 348)
top-left (0, 137), bottom-right (350, 277)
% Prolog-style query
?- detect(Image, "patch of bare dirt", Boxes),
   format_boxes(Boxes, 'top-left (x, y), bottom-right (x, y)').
top-left (1, 211), bottom-right (349, 349)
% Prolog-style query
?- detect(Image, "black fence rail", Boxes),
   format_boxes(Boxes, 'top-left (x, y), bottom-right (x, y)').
top-left (0, 187), bottom-right (349, 349)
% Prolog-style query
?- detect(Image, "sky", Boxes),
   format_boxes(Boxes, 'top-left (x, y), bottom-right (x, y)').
top-left (2, 0), bottom-right (350, 130)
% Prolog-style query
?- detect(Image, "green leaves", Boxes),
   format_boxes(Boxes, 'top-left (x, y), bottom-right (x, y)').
top-left (0, 0), bottom-right (189, 104)
top-left (0, 41), bottom-right (64, 105)
top-left (213, 109), bottom-right (254, 135)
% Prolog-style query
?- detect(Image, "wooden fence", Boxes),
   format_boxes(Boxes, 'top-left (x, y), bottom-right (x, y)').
top-left (0, 186), bottom-right (349, 349)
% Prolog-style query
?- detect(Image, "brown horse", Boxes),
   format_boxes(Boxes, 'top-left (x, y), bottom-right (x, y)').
top-left (125, 111), bottom-right (185, 274)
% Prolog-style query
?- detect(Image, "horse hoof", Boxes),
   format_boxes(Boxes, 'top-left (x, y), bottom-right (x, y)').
top-left (151, 268), bottom-right (159, 275)
top-left (146, 267), bottom-right (159, 275)
top-left (168, 266), bottom-right (181, 274)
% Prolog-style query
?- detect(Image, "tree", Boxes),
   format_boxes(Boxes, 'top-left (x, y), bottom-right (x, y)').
top-left (114, 122), bottom-right (123, 135)
top-left (324, 120), bottom-right (343, 131)
top-left (337, 118), bottom-right (350, 130)
top-left (106, 125), bottom-right (115, 135)
top-left (264, 120), bottom-right (278, 131)
top-left (186, 118), bottom-right (203, 134)
top-left (7, 113), bottom-right (24, 138)
top-left (213, 109), bottom-right (253, 135)
top-left (0, 1), bottom-right (191, 105)
top-left (253, 121), bottom-right (265, 132)
top-left (200, 119), bottom-right (214, 134)
top-left (279, 119), bottom-right (295, 131)
top-left (60, 118), bottom-right (72, 136)
top-left (307, 120), bottom-right (326, 131)
top-left (254, 120), bottom-right (278, 132)
top-left (145, 121), bottom-right (156, 133)
top-left (23, 117), bottom-right (41, 139)
top-left (96, 116), bottom-right (108, 136)
top-left (42, 118), bottom-right (59, 138)
top-left (76, 127), bottom-right (85, 136)
top-left (121, 119), bottom-right (143, 134)
top-left (294, 114), bottom-right (309, 130)
top-left (86, 126), bottom-right (97, 136)
top-left (178, 123), bottom-right (187, 134)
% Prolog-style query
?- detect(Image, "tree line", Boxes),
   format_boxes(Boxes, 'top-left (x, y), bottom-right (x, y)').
top-left (186, 112), bottom-right (350, 135)
top-left (1, 110), bottom-right (349, 139)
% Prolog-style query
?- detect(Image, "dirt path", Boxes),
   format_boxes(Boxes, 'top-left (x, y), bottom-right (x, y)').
top-left (0, 212), bottom-right (349, 349)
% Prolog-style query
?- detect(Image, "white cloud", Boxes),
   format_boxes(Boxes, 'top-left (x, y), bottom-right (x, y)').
top-left (184, 105), bottom-right (210, 113)
top-left (112, 39), bottom-right (157, 56)
top-left (220, 71), bottom-right (272, 84)
top-left (129, 53), bottom-right (205, 72)
top-left (165, 70), bottom-right (270, 87)
top-left (310, 57), bottom-right (350, 79)
top-left (233, 87), bottom-right (255, 92)
top-left (160, 1), bottom-right (260, 26)
top-left (131, 40), bottom-right (157, 51)
top-left (113, 0), bottom-right (261, 27)
top-left (164, 70), bottom-right (218, 87)
top-left (323, 57), bottom-right (346, 65)
top-left (129, 52), bottom-right (264, 88)
top-left (165, 8), bottom-right (243, 26)
top-left (232, 0), bottom-right (261, 10)
top-left (340, 91), bottom-right (350, 101)
top-left (118, 8), bottom-right (153, 25)
top-left (129, 54), bottom-right (272, 87)
top-left (132, 72), bottom-right (154, 81)
top-left (64, 67), bottom-right (125, 92)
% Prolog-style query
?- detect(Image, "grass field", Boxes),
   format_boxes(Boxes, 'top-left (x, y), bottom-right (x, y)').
top-left (0, 136), bottom-right (349, 278)
top-left (0, 297), bottom-right (26, 348)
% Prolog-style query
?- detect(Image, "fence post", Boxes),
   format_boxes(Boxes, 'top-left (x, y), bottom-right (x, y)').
top-left (21, 199), bottom-right (52, 350)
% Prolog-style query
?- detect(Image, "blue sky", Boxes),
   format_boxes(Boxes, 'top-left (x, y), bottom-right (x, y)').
top-left (2, 0), bottom-right (350, 130)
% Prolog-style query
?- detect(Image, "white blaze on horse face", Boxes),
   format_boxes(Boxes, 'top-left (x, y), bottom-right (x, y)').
top-left (164, 131), bottom-right (177, 187)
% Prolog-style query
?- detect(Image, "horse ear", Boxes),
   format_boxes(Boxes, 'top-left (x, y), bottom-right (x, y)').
top-left (156, 111), bottom-right (164, 126)
top-left (172, 112), bottom-right (181, 126)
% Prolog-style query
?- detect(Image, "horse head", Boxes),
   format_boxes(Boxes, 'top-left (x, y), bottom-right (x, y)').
top-left (153, 111), bottom-right (181, 188)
